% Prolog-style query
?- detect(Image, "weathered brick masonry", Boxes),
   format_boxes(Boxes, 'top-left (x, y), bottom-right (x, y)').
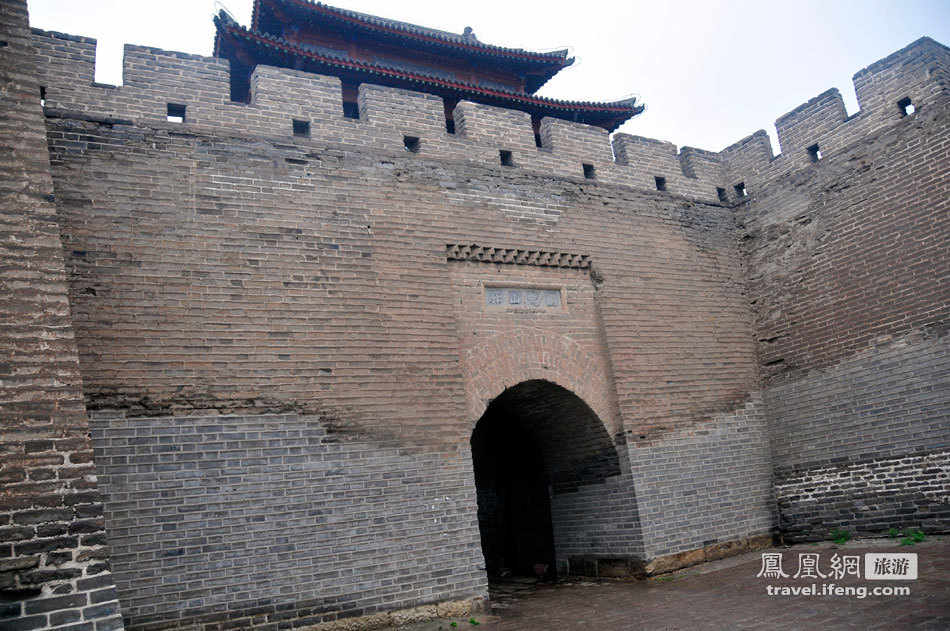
top-left (0, 3), bottom-right (124, 630)
top-left (730, 38), bottom-right (950, 540)
top-left (1, 0), bottom-right (947, 628)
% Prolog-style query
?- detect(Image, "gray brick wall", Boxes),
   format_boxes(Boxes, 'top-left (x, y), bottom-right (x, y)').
top-left (737, 40), bottom-right (950, 541)
top-left (88, 412), bottom-right (486, 631)
top-left (549, 447), bottom-right (645, 566)
top-left (760, 331), bottom-right (949, 541)
top-left (765, 333), bottom-right (949, 473)
top-left (626, 398), bottom-right (775, 558)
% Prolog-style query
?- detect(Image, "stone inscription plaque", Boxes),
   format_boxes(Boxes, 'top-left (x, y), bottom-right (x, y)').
top-left (485, 287), bottom-right (561, 310)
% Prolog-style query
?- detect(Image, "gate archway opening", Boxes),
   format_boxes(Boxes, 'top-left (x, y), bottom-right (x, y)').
top-left (470, 379), bottom-right (622, 578)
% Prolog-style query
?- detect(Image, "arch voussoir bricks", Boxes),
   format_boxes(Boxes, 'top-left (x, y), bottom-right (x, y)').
top-left (461, 330), bottom-right (614, 438)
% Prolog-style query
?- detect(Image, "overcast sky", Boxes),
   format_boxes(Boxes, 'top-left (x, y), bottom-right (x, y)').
top-left (27, 0), bottom-right (950, 153)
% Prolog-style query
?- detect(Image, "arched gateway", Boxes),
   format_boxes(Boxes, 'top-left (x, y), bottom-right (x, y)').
top-left (470, 380), bottom-right (641, 578)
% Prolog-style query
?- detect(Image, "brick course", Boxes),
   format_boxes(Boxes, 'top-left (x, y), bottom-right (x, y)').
top-left (775, 451), bottom-right (950, 541)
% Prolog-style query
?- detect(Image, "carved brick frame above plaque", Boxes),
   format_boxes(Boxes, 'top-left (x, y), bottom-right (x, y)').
top-left (445, 244), bottom-right (591, 269)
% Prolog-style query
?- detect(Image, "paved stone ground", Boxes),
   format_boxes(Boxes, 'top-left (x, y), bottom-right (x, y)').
top-left (389, 538), bottom-right (949, 630)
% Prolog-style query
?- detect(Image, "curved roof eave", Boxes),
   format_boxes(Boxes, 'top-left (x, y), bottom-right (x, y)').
top-left (215, 17), bottom-right (643, 131)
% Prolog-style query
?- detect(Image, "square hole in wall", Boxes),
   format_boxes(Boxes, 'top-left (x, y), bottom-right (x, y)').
top-left (404, 136), bottom-right (420, 153)
top-left (40, 86), bottom-right (46, 107)
top-left (717, 187), bottom-right (728, 202)
top-left (897, 97), bottom-right (915, 116)
top-left (531, 114), bottom-right (544, 148)
top-left (292, 119), bottom-right (310, 138)
top-left (166, 103), bottom-right (186, 123)
top-left (342, 100), bottom-right (360, 119)
top-left (583, 163), bottom-right (596, 180)
top-left (734, 182), bottom-right (748, 198)
top-left (444, 98), bottom-right (457, 134)
top-left (807, 144), bottom-right (822, 163)
top-left (340, 79), bottom-right (361, 119)
top-left (500, 150), bottom-right (514, 166)
top-left (654, 176), bottom-right (667, 191)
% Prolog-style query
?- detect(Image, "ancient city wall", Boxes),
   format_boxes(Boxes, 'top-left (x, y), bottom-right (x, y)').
top-left (24, 22), bottom-right (776, 630)
top-left (1, 5), bottom-right (946, 629)
top-left (734, 39), bottom-right (950, 540)
top-left (26, 28), bottom-right (769, 459)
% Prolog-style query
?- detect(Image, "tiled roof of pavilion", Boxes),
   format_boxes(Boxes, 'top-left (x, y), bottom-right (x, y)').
top-left (252, 0), bottom-right (573, 75)
top-left (214, 4), bottom-right (643, 131)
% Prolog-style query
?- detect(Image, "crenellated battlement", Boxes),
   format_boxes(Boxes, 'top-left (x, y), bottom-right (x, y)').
top-left (30, 27), bottom-right (730, 203)
top-left (612, 135), bottom-right (725, 200)
top-left (720, 36), bottom-right (950, 199)
top-left (29, 29), bottom-right (950, 207)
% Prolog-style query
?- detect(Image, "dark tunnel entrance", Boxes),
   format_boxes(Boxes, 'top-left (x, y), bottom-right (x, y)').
top-left (471, 405), bottom-right (556, 576)
top-left (470, 380), bottom-right (621, 579)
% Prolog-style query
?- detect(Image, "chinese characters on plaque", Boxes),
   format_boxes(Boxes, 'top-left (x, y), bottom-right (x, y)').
top-left (485, 287), bottom-right (562, 310)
